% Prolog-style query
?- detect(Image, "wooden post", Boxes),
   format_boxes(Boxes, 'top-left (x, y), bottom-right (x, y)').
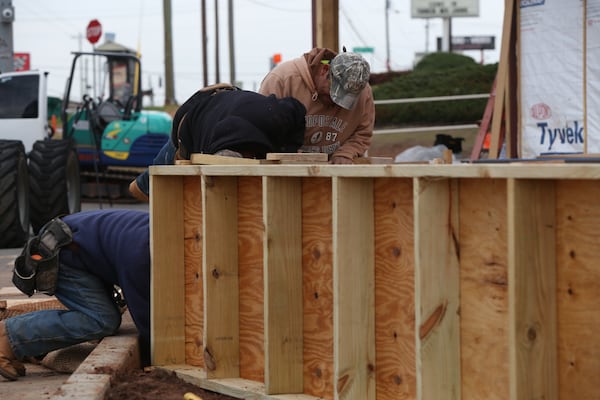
top-left (312, 0), bottom-right (339, 51)
top-left (150, 174), bottom-right (186, 365)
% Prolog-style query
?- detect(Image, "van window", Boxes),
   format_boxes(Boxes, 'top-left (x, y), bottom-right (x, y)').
top-left (0, 74), bottom-right (39, 119)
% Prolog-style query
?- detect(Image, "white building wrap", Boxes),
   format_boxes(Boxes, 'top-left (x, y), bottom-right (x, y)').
top-left (519, 0), bottom-right (598, 158)
top-left (587, 2), bottom-right (600, 152)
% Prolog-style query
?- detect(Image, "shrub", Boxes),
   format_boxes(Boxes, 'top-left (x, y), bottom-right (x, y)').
top-left (371, 52), bottom-right (497, 127)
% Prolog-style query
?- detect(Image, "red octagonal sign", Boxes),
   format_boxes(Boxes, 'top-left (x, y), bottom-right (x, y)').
top-left (86, 19), bottom-right (102, 45)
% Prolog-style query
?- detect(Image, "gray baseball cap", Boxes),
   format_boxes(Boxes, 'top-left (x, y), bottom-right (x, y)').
top-left (329, 52), bottom-right (370, 110)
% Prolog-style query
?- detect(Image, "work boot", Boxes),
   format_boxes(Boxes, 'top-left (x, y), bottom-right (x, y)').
top-left (0, 321), bottom-right (19, 381)
top-left (11, 359), bottom-right (26, 377)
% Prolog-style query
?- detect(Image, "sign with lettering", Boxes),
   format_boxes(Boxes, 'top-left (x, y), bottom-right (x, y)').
top-left (450, 36), bottom-right (495, 50)
top-left (411, 0), bottom-right (479, 18)
top-left (86, 19), bottom-right (102, 45)
top-left (519, 0), bottom-right (599, 157)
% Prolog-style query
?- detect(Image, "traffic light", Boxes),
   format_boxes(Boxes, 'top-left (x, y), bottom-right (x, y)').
top-left (270, 53), bottom-right (282, 69)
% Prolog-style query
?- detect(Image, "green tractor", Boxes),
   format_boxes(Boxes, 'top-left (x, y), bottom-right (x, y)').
top-left (0, 51), bottom-right (172, 248)
top-left (62, 51), bottom-right (172, 200)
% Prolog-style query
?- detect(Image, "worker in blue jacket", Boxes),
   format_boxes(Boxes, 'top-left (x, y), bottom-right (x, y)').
top-left (0, 209), bottom-right (151, 381)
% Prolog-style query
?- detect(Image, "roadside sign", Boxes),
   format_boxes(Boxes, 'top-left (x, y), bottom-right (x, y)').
top-left (437, 35), bottom-right (495, 51)
top-left (86, 19), bottom-right (102, 45)
top-left (13, 53), bottom-right (31, 71)
top-left (411, 0), bottom-right (479, 18)
top-left (353, 47), bottom-right (374, 53)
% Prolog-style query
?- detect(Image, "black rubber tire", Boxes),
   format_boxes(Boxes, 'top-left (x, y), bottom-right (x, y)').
top-left (29, 139), bottom-right (82, 234)
top-left (0, 140), bottom-right (30, 248)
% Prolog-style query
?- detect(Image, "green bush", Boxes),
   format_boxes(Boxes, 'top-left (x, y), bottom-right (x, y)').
top-left (372, 52), bottom-right (497, 127)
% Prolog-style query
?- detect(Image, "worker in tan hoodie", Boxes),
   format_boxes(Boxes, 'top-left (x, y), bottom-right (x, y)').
top-left (259, 47), bottom-right (375, 164)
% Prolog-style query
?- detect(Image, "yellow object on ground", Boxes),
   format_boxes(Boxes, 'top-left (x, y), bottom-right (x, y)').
top-left (183, 393), bottom-right (203, 400)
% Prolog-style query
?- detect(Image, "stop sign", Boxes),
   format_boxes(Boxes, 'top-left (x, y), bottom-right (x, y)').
top-left (86, 19), bottom-right (102, 45)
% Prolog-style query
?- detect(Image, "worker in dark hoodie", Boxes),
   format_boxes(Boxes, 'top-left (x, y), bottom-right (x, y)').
top-left (128, 84), bottom-right (307, 201)
top-left (259, 48), bottom-right (375, 164)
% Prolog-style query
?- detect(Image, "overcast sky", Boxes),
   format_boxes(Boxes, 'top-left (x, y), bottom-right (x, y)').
top-left (11, 0), bottom-right (504, 104)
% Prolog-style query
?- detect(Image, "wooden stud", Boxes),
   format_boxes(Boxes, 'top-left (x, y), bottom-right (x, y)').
top-left (183, 176), bottom-right (205, 367)
top-left (413, 177), bottom-right (461, 400)
top-left (238, 177), bottom-right (266, 382)
top-left (150, 174), bottom-right (186, 365)
top-left (202, 176), bottom-right (240, 378)
top-left (508, 179), bottom-right (558, 400)
top-left (302, 178), bottom-right (334, 398)
top-left (374, 178), bottom-right (416, 400)
top-left (263, 176), bottom-right (304, 394)
top-left (333, 177), bottom-right (376, 400)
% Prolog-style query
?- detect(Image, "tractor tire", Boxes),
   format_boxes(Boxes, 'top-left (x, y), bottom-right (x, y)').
top-left (0, 140), bottom-right (30, 248)
top-left (29, 139), bottom-right (82, 234)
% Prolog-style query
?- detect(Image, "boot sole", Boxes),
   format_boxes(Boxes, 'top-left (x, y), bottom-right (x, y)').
top-left (0, 368), bottom-right (18, 381)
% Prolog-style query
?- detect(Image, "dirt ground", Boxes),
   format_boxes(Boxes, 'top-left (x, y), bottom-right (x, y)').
top-left (104, 368), bottom-right (239, 400)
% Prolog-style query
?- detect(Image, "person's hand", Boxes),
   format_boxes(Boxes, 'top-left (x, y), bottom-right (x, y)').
top-left (331, 156), bottom-right (353, 164)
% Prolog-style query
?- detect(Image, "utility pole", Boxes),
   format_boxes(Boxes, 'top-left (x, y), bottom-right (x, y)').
top-left (201, 0), bottom-right (208, 87)
top-left (385, 0), bottom-right (390, 71)
top-left (162, 0), bottom-right (177, 105)
top-left (228, 0), bottom-right (235, 85)
top-left (311, 0), bottom-right (339, 52)
top-left (214, 0), bottom-right (220, 83)
top-left (0, 0), bottom-right (15, 73)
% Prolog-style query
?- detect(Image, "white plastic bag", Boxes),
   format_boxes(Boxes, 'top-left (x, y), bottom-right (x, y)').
top-left (394, 144), bottom-right (451, 163)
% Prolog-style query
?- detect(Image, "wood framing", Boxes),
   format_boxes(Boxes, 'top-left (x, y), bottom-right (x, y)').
top-left (508, 179), bottom-right (558, 400)
top-left (414, 177), bottom-right (460, 399)
top-left (150, 163), bottom-right (600, 400)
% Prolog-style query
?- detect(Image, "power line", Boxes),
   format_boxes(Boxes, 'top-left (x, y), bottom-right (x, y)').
top-left (244, 0), bottom-right (307, 13)
top-left (340, 6), bottom-right (368, 46)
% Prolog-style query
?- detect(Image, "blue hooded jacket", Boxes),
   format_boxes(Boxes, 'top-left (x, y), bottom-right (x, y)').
top-left (58, 210), bottom-right (151, 349)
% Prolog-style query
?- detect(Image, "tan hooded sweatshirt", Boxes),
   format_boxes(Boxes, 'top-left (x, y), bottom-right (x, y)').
top-left (259, 48), bottom-right (375, 161)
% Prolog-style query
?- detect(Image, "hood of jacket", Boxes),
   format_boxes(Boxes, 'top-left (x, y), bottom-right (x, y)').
top-left (303, 47), bottom-right (337, 80)
top-left (179, 90), bottom-right (306, 159)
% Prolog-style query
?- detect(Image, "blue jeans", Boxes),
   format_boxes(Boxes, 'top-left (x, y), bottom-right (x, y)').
top-left (5, 263), bottom-right (122, 359)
